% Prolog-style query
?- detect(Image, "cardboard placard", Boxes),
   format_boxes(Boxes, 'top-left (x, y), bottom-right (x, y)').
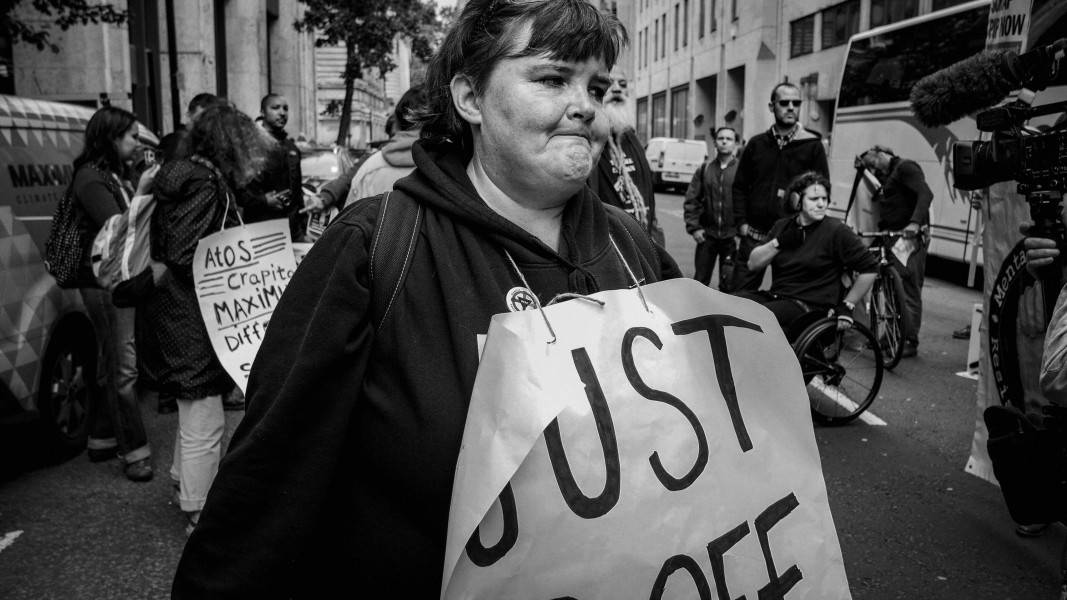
top-left (443, 279), bottom-right (851, 599)
top-left (193, 219), bottom-right (296, 392)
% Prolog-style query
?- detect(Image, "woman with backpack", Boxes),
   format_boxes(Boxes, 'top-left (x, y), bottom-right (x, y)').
top-left (138, 103), bottom-right (269, 535)
top-left (74, 106), bottom-right (158, 482)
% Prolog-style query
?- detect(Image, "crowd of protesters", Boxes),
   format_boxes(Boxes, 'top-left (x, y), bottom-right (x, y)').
top-left (53, 2), bottom-right (950, 592)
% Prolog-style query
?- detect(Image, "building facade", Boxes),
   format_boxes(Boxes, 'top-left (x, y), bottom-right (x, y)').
top-left (5, 0), bottom-right (407, 147)
top-left (625, 0), bottom-right (972, 148)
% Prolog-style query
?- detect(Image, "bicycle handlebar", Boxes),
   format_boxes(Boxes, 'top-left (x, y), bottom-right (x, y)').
top-left (858, 230), bottom-right (908, 238)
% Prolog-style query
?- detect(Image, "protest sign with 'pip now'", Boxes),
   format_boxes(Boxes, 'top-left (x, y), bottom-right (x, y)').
top-left (443, 278), bottom-right (851, 599)
top-left (193, 219), bottom-right (296, 393)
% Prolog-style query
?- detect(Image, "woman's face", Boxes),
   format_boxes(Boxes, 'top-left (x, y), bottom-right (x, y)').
top-left (465, 31), bottom-right (611, 204)
top-left (798, 183), bottom-right (829, 225)
top-left (114, 123), bottom-right (140, 162)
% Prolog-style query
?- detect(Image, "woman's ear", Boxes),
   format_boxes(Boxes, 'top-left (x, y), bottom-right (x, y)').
top-left (450, 74), bottom-right (482, 126)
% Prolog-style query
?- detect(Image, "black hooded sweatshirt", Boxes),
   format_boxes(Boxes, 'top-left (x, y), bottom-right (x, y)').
top-left (173, 137), bottom-right (681, 599)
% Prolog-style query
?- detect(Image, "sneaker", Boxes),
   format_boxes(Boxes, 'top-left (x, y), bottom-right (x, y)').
top-left (1015, 523), bottom-right (1049, 538)
top-left (901, 342), bottom-right (918, 358)
top-left (124, 458), bottom-right (154, 482)
top-left (185, 510), bottom-right (201, 536)
top-left (953, 324), bottom-right (971, 340)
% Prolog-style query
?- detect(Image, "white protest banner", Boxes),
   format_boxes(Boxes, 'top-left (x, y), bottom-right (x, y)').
top-left (985, 0), bottom-right (1031, 52)
top-left (443, 279), bottom-right (850, 600)
top-left (194, 219), bottom-right (295, 393)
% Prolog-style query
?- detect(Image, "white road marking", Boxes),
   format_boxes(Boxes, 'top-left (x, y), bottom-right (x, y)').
top-left (809, 375), bottom-right (887, 426)
top-left (0, 531), bottom-right (23, 554)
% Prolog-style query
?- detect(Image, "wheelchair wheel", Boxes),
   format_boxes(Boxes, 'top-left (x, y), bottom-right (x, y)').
top-left (869, 267), bottom-right (908, 370)
top-left (793, 318), bottom-right (884, 425)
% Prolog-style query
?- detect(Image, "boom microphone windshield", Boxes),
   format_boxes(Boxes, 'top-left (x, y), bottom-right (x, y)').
top-left (910, 40), bottom-right (1066, 128)
top-left (909, 50), bottom-right (1020, 128)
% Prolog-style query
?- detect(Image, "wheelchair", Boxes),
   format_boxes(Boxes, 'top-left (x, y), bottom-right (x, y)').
top-left (784, 309), bottom-right (885, 425)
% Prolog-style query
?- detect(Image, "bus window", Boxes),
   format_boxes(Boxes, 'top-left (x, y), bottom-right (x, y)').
top-left (838, 6), bottom-right (989, 108)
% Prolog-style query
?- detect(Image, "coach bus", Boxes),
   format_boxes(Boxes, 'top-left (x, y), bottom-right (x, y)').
top-left (827, 0), bottom-right (992, 265)
top-left (828, 0), bottom-right (1067, 267)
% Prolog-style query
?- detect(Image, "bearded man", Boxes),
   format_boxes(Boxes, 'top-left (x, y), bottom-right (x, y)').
top-left (589, 68), bottom-right (663, 246)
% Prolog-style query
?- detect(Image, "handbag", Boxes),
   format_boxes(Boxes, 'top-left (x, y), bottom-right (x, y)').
top-left (45, 181), bottom-right (88, 289)
top-left (984, 404), bottom-right (1067, 525)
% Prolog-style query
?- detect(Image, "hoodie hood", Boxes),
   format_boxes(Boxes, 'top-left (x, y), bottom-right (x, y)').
top-left (381, 129), bottom-right (420, 168)
top-left (393, 137), bottom-right (628, 290)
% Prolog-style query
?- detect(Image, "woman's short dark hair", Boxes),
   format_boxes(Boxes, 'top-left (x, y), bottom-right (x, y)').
top-left (413, 0), bottom-right (627, 155)
top-left (788, 171), bottom-right (832, 206)
top-left (179, 103), bottom-right (270, 187)
top-left (74, 106), bottom-right (138, 174)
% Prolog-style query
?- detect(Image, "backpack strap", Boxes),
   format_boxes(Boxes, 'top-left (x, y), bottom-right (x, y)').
top-left (369, 191), bottom-right (423, 333)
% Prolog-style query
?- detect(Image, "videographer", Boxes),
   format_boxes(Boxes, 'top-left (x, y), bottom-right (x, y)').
top-left (1024, 222), bottom-right (1067, 406)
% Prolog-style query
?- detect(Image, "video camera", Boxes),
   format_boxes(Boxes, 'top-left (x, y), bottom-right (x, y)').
top-left (950, 39), bottom-right (1066, 193)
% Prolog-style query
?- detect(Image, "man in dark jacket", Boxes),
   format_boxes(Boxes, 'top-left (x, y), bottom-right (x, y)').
top-left (732, 82), bottom-right (828, 291)
top-left (861, 145), bottom-right (933, 358)
top-left (684, 126), bottom-right (738, 291)
top-left (238, 93), bottom-right (305, 240)
top-left (589, 67), bottom-right (664, 246)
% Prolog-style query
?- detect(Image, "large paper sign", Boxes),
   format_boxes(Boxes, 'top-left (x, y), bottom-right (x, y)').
top-left (443, 279), bottom-right (851, 599)
top-left (985, 0), bottom-right (1032, 52)
top-left (193, 219), bottom-right (295, 392)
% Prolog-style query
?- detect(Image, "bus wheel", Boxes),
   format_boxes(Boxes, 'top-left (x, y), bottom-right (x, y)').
top-left (36, 319), bottom-right (97, 461)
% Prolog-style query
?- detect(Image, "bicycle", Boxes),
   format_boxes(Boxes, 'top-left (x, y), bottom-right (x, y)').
top-left (857, 231), bottom-right (911, 370)
top-left (790, 313), bottom-right (884, 426)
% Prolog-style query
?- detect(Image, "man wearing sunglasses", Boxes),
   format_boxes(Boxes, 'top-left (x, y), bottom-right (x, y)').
top-left (731, 82), bottom-right (828, 292)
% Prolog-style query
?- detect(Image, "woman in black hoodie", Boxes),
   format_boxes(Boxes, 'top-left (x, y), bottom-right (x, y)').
top-left (174, 1), bottom-right (680, 597)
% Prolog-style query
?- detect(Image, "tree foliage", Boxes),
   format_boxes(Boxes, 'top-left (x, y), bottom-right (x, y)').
top-left (3, 0), bottom-right (128, 53)
top-left (295, 0), bottom-right (438, 83)
top-left (294, 0), bottom-right (442, 145)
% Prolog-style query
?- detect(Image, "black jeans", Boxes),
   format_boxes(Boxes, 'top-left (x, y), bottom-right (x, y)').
top-left (693, 235), bottom-right (736, 291)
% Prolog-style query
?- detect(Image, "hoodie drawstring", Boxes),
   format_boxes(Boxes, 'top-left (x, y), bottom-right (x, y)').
top-left (501, 233), bottom-right (650, 344)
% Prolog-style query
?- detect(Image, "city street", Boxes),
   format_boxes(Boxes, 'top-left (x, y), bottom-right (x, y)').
top-left (0, 190), bottom-right (1060, 599)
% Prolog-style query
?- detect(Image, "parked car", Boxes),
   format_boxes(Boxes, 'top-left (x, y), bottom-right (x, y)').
top-left (644, 137), bottom-right (707, 192)
top-left (0, 95), bottom-right (158, 466)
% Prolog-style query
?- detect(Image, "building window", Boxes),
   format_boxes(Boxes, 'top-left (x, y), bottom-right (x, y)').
top-left (822, 0), bottom-right (860, 50)
top-left (683, 0), bottom-right (689, 47)
top-left (870, 0), bottom-right (918, 28)
top-left (674, 4), bottom-right (680, 52)
top-left (790, 15), bottom-right (815, 57)
top-left (652, 19), bottom-right (658, 60)
top-left (644, 26), bottom-right (650, 66)
top-left (710, 0), bottom-right (717, 31)
top-left (731, 0), bottom-right (737, 21)
top-left (637, 96), bottom-right (649, 144)
top-left (652, 92), bottom-right (667, 137)
top-left (661, 13), bottom-right (667, 56)
top-left (670, 86), bottom-right (689, 138)
top-left (698, 0), bottom-right (705, 38)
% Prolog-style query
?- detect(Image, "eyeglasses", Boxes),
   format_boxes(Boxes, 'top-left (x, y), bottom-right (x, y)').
top-left (776, 100), bottom-right (802, 108)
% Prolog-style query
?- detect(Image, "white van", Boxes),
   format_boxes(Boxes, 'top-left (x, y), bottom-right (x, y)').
top-left (645, 137), bottom-right (707, 192)
top-left (0, 95), bottom-right (157, 464)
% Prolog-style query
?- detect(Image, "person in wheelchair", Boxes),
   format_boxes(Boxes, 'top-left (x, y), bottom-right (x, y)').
top-left (736, 171), bottom-right (878, 338)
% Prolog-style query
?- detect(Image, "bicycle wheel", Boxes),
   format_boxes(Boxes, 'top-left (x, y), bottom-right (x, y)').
top-left (870, 267), bottom-right (908, 369)
top-left (794, 318), bottom-right (884, 425)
